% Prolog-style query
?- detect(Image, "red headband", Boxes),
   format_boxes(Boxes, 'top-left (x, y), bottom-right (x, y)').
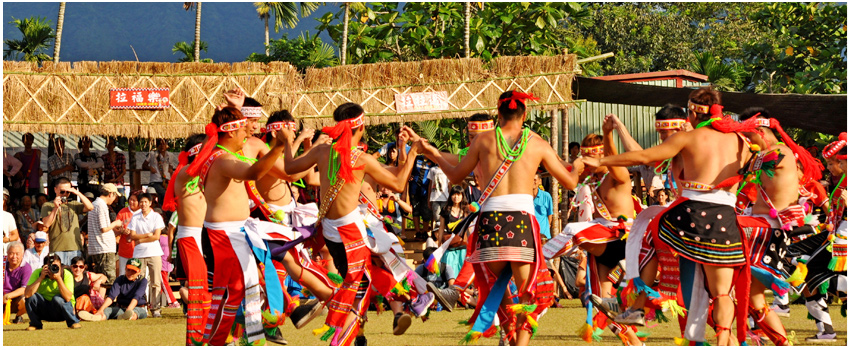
top-left (823, 132), bottom-right (847, 160)
top-left (321, 113), bottom-right (366, 183)
top-left (468, 120), bottom-right (494, 132)
top-left (580, 145), bottom-right (604, 157)
top-left (498, 91), bottom-right (540, 110)
top-left (655, 119), bottom-right (687, 130)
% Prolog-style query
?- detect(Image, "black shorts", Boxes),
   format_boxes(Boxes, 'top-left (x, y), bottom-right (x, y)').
top-left (412, 199), bottom-right (432, 221)
top-left (596, 239), bottom-right (626, 269)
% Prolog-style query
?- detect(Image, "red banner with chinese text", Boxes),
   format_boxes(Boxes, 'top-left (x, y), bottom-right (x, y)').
top-left (109, 88), bottom-right (170, 109)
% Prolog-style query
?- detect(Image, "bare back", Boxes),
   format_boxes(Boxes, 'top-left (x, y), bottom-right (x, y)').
top-left (468, 129), bottom-right (549, 197)
top-left (313, 144), bottom-right (368, 220)
top-left (175, 167), bottom-right (206, 227)
top-left (679, 127), bottom-right (749, 192)
top-left (752, 144), bottom-right (798, 214)
top-left (594, 172), bottom-right (634, 219)
top-left (204, 154), bottom-right (252, 222)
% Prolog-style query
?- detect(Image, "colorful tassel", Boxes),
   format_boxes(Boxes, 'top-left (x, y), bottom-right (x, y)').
top-left (482, 325), bottom-right (499, 338)
top-left (460, 330), bottom-right (483, 345)
top-left (654, 308), bottom-right (670, 323)
top-left (425, 254), bottom-right (440, 275)
top-left (578, 323), bottom-right (594, 343)
top-left (751, 266), bottom-right (790, 296)
top-left (633, 278), bottom-right (661, 300)
top-left (674, 337), bottom-right (689, 345)
top-left (786, 263), bottom-right (808, 287)
top-left (592, 327), bottom-right (604, 342)
top-left (313, 324), bottom-right (336, 342)
top-left (469, 202), bottom-right (480, 213)
top-left (769, 208), bottom-right (778, 218)
top-left (509, 303), bottom-right (538, 314)
top-left (818, 280), bottom-right (829, 294)
top-left (526, 315), bottom-right (539, 337)
top-left (376, 295), bottom-right (386, 313)
top-left (327, 272), bottom-right (343, 286)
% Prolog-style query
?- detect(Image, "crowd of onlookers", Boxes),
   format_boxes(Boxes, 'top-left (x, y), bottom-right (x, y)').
top-left (3, 133), bottom-right (181, 329)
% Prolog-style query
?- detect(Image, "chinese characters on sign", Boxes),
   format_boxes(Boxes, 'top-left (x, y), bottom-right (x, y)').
top-left (394, 91), bottom-right (449, 114)
top-left (109, 88), bottom-right (170, 109)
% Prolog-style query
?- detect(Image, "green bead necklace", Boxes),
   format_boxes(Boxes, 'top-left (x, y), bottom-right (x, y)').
top-left (495, 126), bottom-right (530, 161)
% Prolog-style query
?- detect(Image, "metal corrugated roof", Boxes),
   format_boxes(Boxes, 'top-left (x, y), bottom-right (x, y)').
top-left (3, 132), bottom-right (116, 151)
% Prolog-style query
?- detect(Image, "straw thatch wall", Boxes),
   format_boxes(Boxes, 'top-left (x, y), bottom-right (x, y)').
top-left (3, 55), bottom-right (577, 138)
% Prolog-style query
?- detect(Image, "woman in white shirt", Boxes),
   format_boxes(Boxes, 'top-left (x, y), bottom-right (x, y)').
top-left (127, 193), bottom-right (165, 318)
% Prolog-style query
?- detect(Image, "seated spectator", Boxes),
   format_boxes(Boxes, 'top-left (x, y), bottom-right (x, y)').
top-left (24, 253), bottom-right (81, 330)
top-left (34, 194), bottom-right (48, 213)
top-left (78, 258), bottom-right (148, 321)
top-left (3, 191), bottom-right (21, 254)
top-left (4, 242), bottom-right (32, 324)
top-left (414, 247), bottom-right (455, 289)
top-left (14, 194), bottom-right (39, 245)
top-left (68, 256), bottom-right (107, 320)
top-left (655, 188), bottom-right (672, 206)
top-left (23, 230), bottom-right (50, 268)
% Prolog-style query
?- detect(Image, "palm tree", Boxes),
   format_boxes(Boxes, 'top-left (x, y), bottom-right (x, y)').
top-left (184, 2), bottom-right (201, 62)
top-left (339, 2), bottom-right (366, 65)
top-left (53, 2), bottom-right (66, 63)
top-left (463, 2), bottom-right (471, 58)
top-left (690, 51), bottom-right (742, 92)
top-left (172, 41), bottom-right (210, 63)
top-left (3, 16), bottom-right (55, 63)
top-left (255, 2), bottom-right (322, 56)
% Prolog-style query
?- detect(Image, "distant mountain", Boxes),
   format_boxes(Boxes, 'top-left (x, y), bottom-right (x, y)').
top-left (2, 2), bottom-right (338, 63)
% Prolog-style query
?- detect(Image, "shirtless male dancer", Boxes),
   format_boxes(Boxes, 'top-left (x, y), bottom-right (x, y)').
top-left (542, 128), bottom-right (640, 345)
top-left (421, 91), bottom-right (583, 346)
top-left (281, 103), bottom-right (422, 346)
top-left (185, 107), bottom-right (288, 346)
top-left (162, 134), bottom-right (208, 345)
top-left (582, 87), bottom-right (759, 346)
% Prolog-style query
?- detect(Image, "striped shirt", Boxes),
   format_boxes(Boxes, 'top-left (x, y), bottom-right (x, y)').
top-left (87, 197), bottom-right (116, 255)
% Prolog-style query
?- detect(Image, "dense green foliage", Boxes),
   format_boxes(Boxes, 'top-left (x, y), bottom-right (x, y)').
top-left (3, 16), bottom-right (55, 63)
top-left (246, 32), bottom-right (336, 72)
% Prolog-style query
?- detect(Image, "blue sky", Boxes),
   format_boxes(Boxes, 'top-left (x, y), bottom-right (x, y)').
top-left (3, 2), bottom-right (338, 63)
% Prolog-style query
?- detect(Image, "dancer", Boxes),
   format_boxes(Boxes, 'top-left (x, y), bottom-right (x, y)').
top-left (734, 108), bottom-right (823, 345)
top-left (281, 102), bottom-right (422, 346)
top-left (608, 106), bottom-right (690, 330)
top-left (542, 128), bottom-right (641, 345)
top-left (798, 132), bottom-right (846, 343)
top-left (161, 134), bottom-right (208, 345)
top-left (582, 87), bottom-right (758, 346)
top-left (421, 90), bottom-right (583, 346)
top-left (185, 107), bottom-right (288, 346)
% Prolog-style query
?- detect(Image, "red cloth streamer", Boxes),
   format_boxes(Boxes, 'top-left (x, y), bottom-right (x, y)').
top-left (769, 118), bottom-right (823, 182)
top-left (186, 123), bottom-right (219, 178)
top-left (321, 119), bottom-right (365, 183)
top-left (162, 151), bottom-right (190, 212)
top-left (708, 108), bottom-right (762, 135)
top-left (498, 91), bottom-right (540, 110)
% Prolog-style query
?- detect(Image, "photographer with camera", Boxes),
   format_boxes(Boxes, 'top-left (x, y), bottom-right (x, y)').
top-left (41, 177), bottom-right (93, 265)
top-left (23, 253), bottom-right (81, 330)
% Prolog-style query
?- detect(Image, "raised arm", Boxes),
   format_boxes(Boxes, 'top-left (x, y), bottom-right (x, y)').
top-left (540, 139), bottom-right (583, 190)
top-left (364, 146), bottom-right (420, 193)
top-left (221, 133), bottom-right (286, 181)
top-left (594, 130), bottom-right (689, 168)
top-left (602, 123), bottom-right (631, 184)
top-left (606, 114), bottom-right (643, 152)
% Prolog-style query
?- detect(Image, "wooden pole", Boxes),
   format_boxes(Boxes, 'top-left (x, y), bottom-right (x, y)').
top-left (560, 108), bottom-right (570, 223)
top-left (548, 109), bottom-right (560, 237)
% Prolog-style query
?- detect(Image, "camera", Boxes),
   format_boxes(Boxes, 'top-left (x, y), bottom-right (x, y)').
top-left (60, 196), bottom-right (68, 204)
top-left (43, 254), bottom-right (61, 275)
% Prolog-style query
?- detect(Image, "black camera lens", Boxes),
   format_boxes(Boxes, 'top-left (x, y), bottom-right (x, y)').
top-left (49, 263), bottom-right (61, 275)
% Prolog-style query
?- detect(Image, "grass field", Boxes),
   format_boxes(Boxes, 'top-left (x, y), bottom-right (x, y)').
top-left (3, 300), bottom-right (846, 346)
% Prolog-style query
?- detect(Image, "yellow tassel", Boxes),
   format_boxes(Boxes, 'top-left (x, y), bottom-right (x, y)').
top-left (787, 331), bottom-right (797, 346)
top-left (662, 299), bottom-right (687, 317)
top-left (674, 337), bottom-right (689, 345)
top-left (786, 263), bottom-right (808, 287)
top-left (226, 334), bottom-right (234, 344)
top-left (312, 324), bottom-right (330, 337)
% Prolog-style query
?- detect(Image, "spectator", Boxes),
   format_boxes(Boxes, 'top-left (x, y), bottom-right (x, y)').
top-left (41, 177), bottom-right (94, 264)
top-left (414, 247), bottom-right (455, 289)
top-left (532, 174), bottom-right (554, 240)
top-left (15, 194), bottom-right (40, 246)
top-left (78, 258), bottom-right (148, 321)
top-left (13, 133), bottom-right (43, 197)
top-left (438, 185), bottom-right (470, 280)
top-left (68, 256), bottom-right (107, 319)
top-left (87, 183), bottom-right (123, 285)
top-left (127, 193), bottom-right (165, 318)
top-left (428, 165), bottom-right (450, 232)
top-left (116, 192), bottom-right (141, 276)
top-left (4, 241), bottom-right (32, 324)
top-left (101, 137), bottom-right (127, 208)
top-left (142, 139), bottom-right (176, 205)
top-left (74, 136), bottom-right (103, 195)
top-left (377, 185), bottom-right (412, 236)
top-left (655, 188), bottom-right (672, 206)
top-left (3, 189), bottom-right (21, 256)
top-left (34, 194), bottom-right (48, 212)
top-left (4, 149), bottom-right (23, 189)
top-left (568, 142), bottom-right (581, 163)
top-left (409, 156), bottom-right (434, 240)
top-left (463, 178), bottom-right (482, 204)
top-left (24, 253), bottom-right (81, 330)
top-left (47, 137), bottom-right (75, 199)
top-left (23, 230), bottom-right (50, 268)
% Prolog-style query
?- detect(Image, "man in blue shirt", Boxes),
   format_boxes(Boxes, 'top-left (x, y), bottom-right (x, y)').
top-left (532, 174), bottom-right (554, 240)
top-left (78, 258), bottom-right (148, 321)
